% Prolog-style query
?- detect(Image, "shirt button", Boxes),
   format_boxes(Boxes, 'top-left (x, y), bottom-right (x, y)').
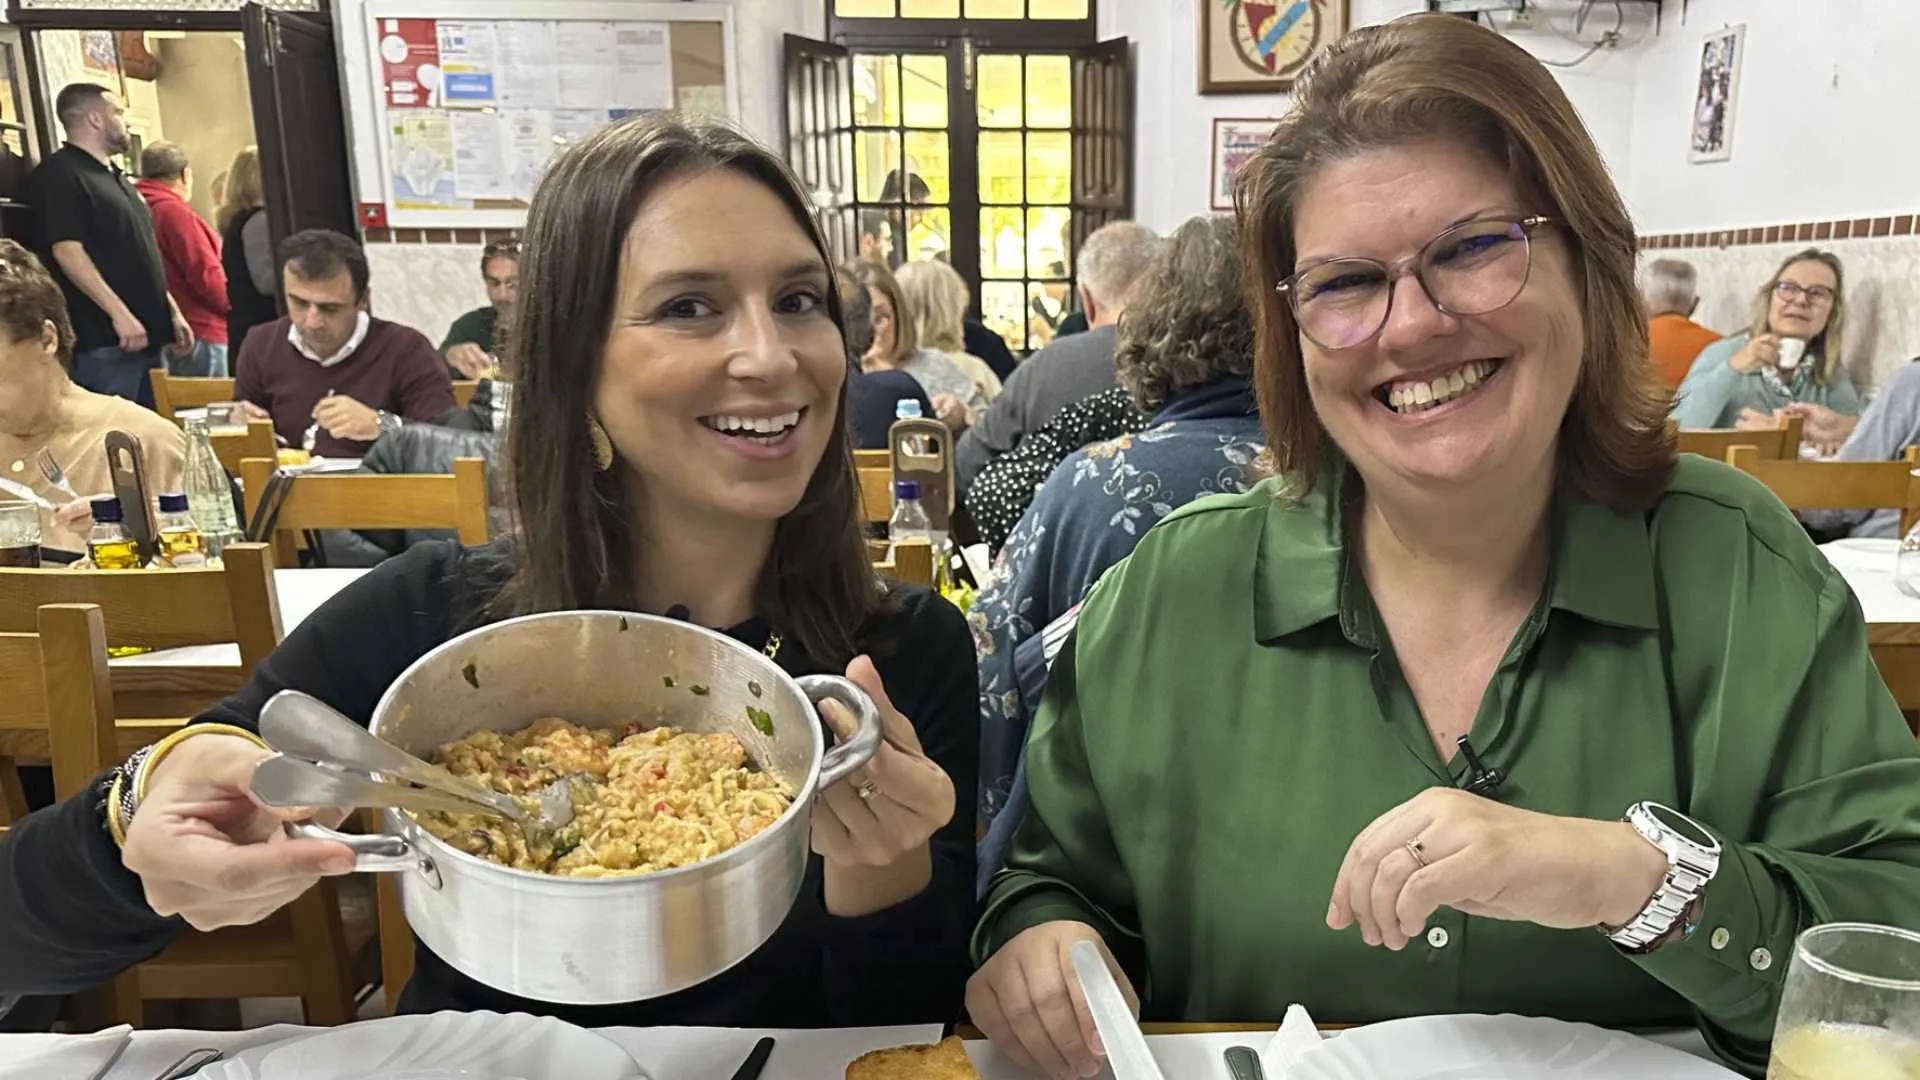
top-left (1426, 927), bottom-right (1450, 949)
top-left (1710, 927), bottom-right (1731, 951)
top-left (1750, 947), bottom-right (1773, 971)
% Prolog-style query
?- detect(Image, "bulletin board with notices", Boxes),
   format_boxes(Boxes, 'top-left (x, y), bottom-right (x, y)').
top-left (364, 0), bottom-right (738, 227)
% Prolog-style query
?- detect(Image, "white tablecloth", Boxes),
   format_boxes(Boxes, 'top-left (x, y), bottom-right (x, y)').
top-left (1819, 537), bottom-right (1920, 626)
top-left (0, 1020), bottom-right (1718, 1080)
top-left (110, 569), bottom-right (367, 668)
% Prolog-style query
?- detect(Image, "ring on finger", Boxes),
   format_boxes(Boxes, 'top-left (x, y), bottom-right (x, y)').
top-left (856, 778), bottom-right (880, 801)
top-left (1404, 838), bottom-right (1430, 869)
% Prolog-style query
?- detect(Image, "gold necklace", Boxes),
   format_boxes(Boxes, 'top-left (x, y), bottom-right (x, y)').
top-left (763, 632), bottom-right (782, 660)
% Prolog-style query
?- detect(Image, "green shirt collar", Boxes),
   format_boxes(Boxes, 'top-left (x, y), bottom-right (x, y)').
top-left (1253, 471), bottom-right (1660, 643)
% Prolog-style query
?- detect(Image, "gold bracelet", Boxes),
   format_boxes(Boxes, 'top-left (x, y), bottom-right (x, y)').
top-left (131, 723), bottom-right (271, 805)
top-left (105, 772), bottom-right (131, 847)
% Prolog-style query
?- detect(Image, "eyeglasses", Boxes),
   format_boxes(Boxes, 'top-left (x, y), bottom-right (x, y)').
top-left (1774, 280), bottom-right (1835, 306)
top-left (1275, 215), bottom-right (1555, 351)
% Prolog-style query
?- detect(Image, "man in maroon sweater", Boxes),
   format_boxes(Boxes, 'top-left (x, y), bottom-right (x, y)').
top-left (235, 229), bottom-right (452, 458)
top-left (135, 142), bottom-right (228, 376)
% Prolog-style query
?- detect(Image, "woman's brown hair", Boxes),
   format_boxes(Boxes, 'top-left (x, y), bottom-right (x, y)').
top-left (846, 259), bottom-right (918, 369)
top-left (493, 115), bottom-right (878, 665)
top-left (1749, 248), bottom-right (1848, 387)
top-left (217, 146), bottom-right (264, 233)
top-left (1114, 215), bottom-right (1255, 413)
top-left (0, 240), bottom-right (73, 369)
top-left (1237, 13), bottom-right (1673, 512)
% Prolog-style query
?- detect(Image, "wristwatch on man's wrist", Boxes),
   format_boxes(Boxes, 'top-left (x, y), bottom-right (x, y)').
top-left (376, 410), bottom-right (403, 435)
top-left (1601, 801), bottom-right (1722, 953)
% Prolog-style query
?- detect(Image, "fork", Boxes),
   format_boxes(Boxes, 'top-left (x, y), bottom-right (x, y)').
top-left (35, 447), bottom-right (76, 498)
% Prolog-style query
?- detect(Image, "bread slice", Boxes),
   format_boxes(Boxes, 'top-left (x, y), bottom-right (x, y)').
top-left (845, 1036), bottom-right (981, 1079)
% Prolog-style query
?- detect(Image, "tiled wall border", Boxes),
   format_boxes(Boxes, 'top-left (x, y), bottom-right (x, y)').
top-left (363, 227), bottom-right (523, 245)
top-left (1640, 214), bottom-right (1919, 250)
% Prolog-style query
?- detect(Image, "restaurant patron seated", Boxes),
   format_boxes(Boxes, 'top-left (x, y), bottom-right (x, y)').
top-left (966, 15), bottom-right (1920, 1080)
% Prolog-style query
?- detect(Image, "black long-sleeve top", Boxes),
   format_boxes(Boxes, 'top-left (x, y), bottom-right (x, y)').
top-left (0, 541), bottom-right (980, 1027)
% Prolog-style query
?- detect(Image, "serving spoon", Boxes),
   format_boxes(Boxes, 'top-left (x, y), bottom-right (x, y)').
top-left (254, 689), bottom-right (584, 846)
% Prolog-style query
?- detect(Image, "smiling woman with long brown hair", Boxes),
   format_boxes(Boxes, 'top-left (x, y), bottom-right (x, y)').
top-left (0, 115), bottom-right (979, 1028)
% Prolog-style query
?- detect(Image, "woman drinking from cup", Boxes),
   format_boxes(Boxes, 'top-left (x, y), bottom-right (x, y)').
top-left (0, 116), bottom-right (979, 1027)
top-left (1671, 250), bottom-right (1859, 446)
top-left (967, 17), bottom-right (1920, 1079)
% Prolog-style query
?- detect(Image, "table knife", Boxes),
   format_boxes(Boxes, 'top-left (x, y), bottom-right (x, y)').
top-left (727, 1036), bottom-right (775, 1080)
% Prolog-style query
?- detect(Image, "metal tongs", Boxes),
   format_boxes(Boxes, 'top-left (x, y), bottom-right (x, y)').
top-left (250, 690), bottom-right (579, 843)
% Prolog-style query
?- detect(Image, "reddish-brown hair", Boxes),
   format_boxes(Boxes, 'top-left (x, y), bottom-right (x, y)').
top-left (1236, 13), bottom-right (1673, 511)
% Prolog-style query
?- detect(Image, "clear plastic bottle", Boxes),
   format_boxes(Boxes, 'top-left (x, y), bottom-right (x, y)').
top-left (153, 492), bottom-right (207, 568)
top-left (892, 397), bottom-right (934, 456)
top-left (87, 497), bottom-right (142, 570)
top-left (887, 479), bottom-right (933, 563)
top-left (180, 415), bottom-right (242, 564)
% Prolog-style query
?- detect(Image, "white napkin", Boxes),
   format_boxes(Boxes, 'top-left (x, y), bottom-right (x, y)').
top-left (1260, 1004), bottom-right (1323, 1076)
top-left (0, 1024), bottom-right (132, 1080)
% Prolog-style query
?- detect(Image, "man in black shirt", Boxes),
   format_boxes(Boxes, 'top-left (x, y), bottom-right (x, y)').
top-left (25, 83), bottom-right (190, 409)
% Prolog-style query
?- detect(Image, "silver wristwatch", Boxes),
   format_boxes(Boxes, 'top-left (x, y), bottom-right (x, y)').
top-left (376, 410), bottom-right (403, 435)
top-left (1604, 801), bottom-right (1722, 951)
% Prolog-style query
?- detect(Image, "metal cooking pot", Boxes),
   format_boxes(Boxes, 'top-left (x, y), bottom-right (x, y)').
top-left (292, 610), bottom-right (882, 1004)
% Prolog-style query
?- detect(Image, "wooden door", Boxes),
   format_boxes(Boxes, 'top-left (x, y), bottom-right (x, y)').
top-left (244, 4), bottom-right (357, 250)
top-left (783, 34), bottom-right (858, 263)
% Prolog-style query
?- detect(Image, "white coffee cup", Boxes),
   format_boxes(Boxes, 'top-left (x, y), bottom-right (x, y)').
top-left (1776, 336), bottom-right (1808, 371)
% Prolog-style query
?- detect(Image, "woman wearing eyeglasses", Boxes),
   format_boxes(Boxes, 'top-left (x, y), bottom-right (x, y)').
top-left (1670, 250), bottom-right (1859, 449)
top-left (966, 17), bottom-right (1920, 1080)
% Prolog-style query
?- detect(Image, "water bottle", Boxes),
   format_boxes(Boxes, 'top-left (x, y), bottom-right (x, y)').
top-left (181, 416), bottom-right (242, 564)
top-left (893, 397), bottom-right (933, 456)
top-left (895, 398), bottom-right (923, 423)
top-left (887, 480), bottom-right (933, 562)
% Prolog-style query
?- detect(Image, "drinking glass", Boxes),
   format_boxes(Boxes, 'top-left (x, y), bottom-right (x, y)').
top-left (1896, 502), bottom-right (1920, 599)
top-left (1768, 922), bottom-right (1920, 1079)
top-left (0, 500), bottom-right (40, 567)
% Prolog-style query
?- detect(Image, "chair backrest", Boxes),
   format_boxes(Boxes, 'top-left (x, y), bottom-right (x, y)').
top-left (1728, 445), bottom-right (1920, 534)
top-left (149, 372), bottom-right (238, 423)
top-left (211, 418), bottom-right (278, 476)
top-left (1675, 414), bottom-right (1804, 461)
top-left (239, 456), bottom-right (490, 567)
top-left (452, 380), bottom-right (479, 408)
top-left (0, 604), bottom-right (116, 829)
top-left (869, 537), bottom-right (935, 585)
top-left (858, 463), bottom-right (894, 525)
top-left (0, 543), bottom-right (281, 668)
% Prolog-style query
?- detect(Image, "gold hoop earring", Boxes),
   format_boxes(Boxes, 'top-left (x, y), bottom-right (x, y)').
top-left (587, 415), bottom-right (614, 472)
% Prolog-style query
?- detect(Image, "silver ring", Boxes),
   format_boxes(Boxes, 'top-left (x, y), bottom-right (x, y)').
top-left (1405, 838), bottom-right (1430, 869)
top-left (856, 779), bottom-right (879, 801)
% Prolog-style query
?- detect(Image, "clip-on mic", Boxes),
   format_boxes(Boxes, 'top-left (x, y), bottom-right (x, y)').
top-left (1455, 736), bottom-right (1506, 796)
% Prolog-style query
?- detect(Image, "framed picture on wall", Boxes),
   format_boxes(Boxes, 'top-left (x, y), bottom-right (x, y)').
top-left (1211, 118), bottom-right (1279, 211)
top-left (1199, 0), bottom-right (1349, 95)
top-left (1689, 23), bottom-right (1745, 164)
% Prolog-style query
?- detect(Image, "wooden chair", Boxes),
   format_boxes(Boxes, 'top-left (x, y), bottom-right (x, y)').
top-left (452, 380), bottom-right (479, 408)
top-left (239, 456), bottom-right (490, 567)
top-left (0, 549), bottom-right (374, 1028)
top-left (210, 418), bottom-right (278, 476)
top-left (1674, 414), bottom-right (1804, 461)
top-left (149, 372), bottom-right (237, 424)
top-left (1727, 445), bottom-right (1920, 535)
top-left (869, 537), bottom-right (935, 585)
top-left (858, 460), bottom-right (895, 525)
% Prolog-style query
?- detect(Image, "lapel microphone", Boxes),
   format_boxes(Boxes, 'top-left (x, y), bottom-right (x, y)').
top-left (1455, 736), bottom-right (1506, 796)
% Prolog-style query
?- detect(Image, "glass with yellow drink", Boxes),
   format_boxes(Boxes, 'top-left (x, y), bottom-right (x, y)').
top-left (1769, 923), bottom-right (1920, 1080)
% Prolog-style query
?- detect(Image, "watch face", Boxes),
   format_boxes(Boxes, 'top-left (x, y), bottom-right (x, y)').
top-left (1645, 803), bottom-right (1719, 852)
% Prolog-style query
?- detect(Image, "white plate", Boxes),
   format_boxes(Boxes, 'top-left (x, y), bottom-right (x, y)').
top-left (1288, 1014), bottom-right (1740, 1080)
top-left (191, 1011), bottom-right (648, 1080)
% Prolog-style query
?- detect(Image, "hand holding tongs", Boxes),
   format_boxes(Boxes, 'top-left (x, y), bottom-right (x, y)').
top-left (250, 689), bottom-right (530, 823)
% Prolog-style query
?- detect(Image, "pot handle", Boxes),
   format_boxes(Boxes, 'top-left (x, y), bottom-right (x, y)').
top-left (798, 673), bottom-right (884, 790)
top-left (285, 819), bottom-right (419, 874)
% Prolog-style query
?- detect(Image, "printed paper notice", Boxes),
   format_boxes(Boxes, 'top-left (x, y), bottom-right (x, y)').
top-left (437, 21), bottom-right (498, 105)
top-left (390, 110), bottom-right (463, 208)
top-left (503, 110), bottom-right (556, 202)
top-left (450, 110), bottom-right (510, 200)
top-left (378, 19), bottom-right (440, 108)
top-left (611, 23), bottom-right (672, 110)
top-left (677, 84), bottom-right (727, 118)
top-left (497, 21), bottom-right (557, 109)
top-left (555, 22), bottom-right (616, 108)
top-left (551, 108), bottom-right (610, 146)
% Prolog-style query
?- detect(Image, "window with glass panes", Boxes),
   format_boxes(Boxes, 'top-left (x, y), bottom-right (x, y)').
top-left (813, 0), bottom-right (1125, 355)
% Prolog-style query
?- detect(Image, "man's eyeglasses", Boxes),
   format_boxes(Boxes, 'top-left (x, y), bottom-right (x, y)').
top-left (1774, 280), bottom-right (1835, 306)
top-left (1275, 215), bottom-right (1555, 351)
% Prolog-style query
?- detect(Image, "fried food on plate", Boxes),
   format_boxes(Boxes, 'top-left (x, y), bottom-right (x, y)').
top-left (845, 1036), bottom-right (980, 1079)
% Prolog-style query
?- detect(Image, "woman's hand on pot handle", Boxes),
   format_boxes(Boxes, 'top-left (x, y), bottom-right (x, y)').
top-left (120, 733), bottom-right (355, 930)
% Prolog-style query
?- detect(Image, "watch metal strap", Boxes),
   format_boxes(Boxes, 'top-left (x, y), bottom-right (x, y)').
top-left (1604, 801), bottom-right (1720, 950)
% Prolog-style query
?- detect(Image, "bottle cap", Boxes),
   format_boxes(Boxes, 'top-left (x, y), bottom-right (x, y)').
top-left (893, 480), bottom-right (921, 500)
top-left (157, 492), bottom-right (189, 514)
top-left (895, 398), bottom-right (923, 419)
top-left (90, 496), bottom-right (123, 523)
